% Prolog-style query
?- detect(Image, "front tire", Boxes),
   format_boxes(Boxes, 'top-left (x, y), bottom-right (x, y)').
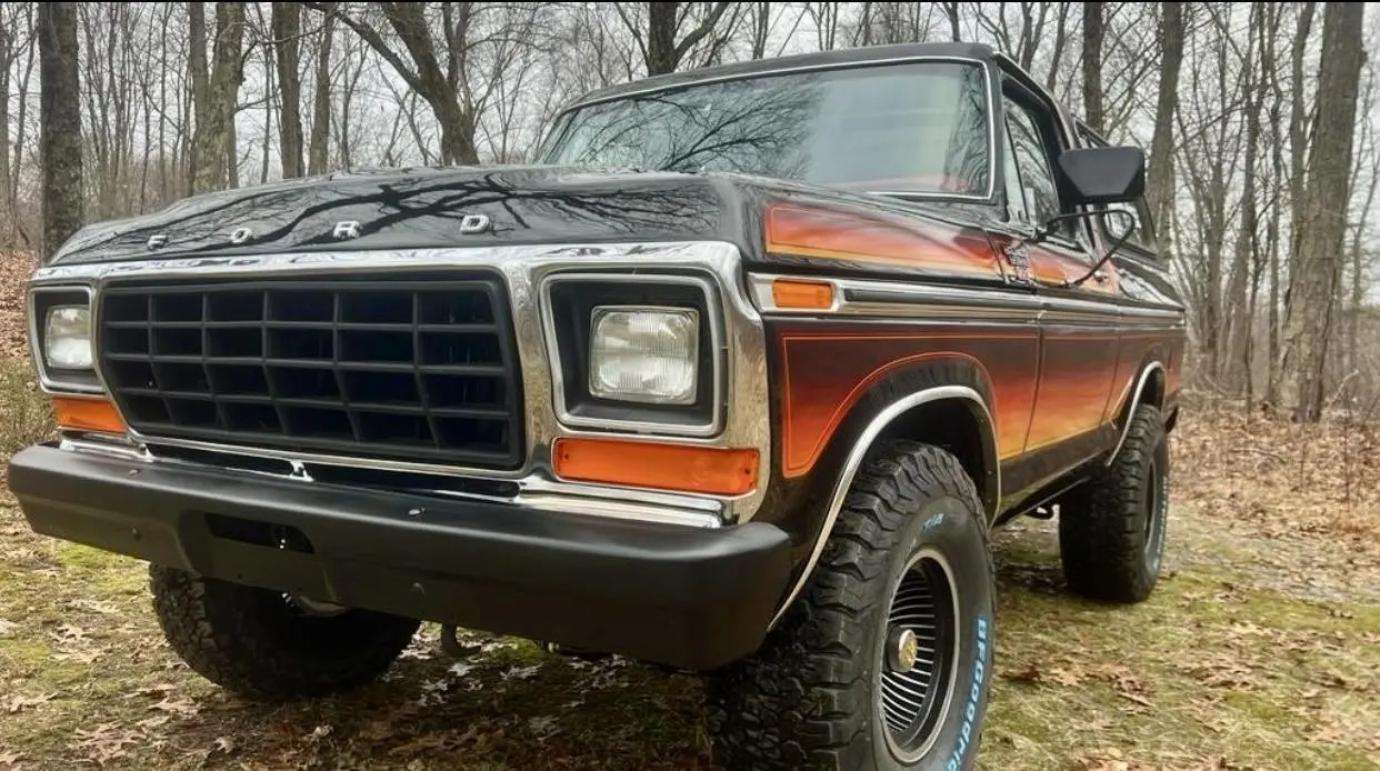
top-left (708, 442), bottom-right (995, 770)
top-left (1059, 404), bottom-right (1170, 602)
top-left (150, 566), bottom-right (420, 699)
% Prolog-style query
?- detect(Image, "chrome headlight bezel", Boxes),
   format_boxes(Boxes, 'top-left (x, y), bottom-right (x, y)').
top-left (29, 285), bottom-right (103, 394)
top-left (541, 273), bottom-right (724, 437)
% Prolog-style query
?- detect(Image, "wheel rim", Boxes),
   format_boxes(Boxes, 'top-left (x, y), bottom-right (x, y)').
top-left (879, 549), bottom-right (959, 761)
top-left (1143, 456), bottom-right (1167, 572)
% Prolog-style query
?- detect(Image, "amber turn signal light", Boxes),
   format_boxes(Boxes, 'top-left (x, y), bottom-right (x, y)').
top-left (771, 279), bottom-right (835, 310)
top-left (52, 397), bottom-right (127, 434)
top-left (552, 437), bottom-right (759, 496)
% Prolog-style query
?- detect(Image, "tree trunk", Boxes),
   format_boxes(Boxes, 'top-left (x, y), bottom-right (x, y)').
top-left (329, 2), bottom-right (479, 165)
top-left (0, 19), bottom-right (11, 237)
top-left (37, 2), bottom-right (83, 261)
top-left (1225, 7), bottom-right (1264, 394)
top-left (1081, 2), bottom-right (1105, 134)
top-left (1144, 2), bottom-right (1184, 238)
top-left (191, 2), bottom-right (245, 194)
top-left (187, 1), bottom-right (208, 196)
top-left (944, 2), bottom-right (961, 41)
top-left (748, 2), bottom-right (769, 60)
top-left (1045, 3), bottom-right (1071, 91)
top-left (1279, 2), bottom-right (1365, 422)
top-left (273, 2), bottom-right (305, 179)
top-left (308, 2), bottom-right (334, 175)
top-left (646, 2), bottom-right (679, 75)
top-left (1264, 4), bottom-right (1286, 407)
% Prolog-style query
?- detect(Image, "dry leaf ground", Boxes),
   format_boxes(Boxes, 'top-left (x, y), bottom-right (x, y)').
top-left (0, 247), bottom-right (1376, 769)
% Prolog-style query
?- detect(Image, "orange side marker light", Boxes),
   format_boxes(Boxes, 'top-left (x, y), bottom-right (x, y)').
top-left (52, 397), bottom-right (127, 434)
top-left (552, 437), bottom-right (758, 496)
top-left (771, 279), bottom-right (835, 310)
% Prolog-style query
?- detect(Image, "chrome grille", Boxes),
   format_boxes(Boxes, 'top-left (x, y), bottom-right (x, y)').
top-left (96, 276), bottom-right (523, 468)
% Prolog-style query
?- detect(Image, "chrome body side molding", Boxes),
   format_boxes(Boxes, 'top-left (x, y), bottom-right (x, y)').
top-left (768, 385), bottom-right (998, 628)
top-left (749, 272), bottom-right (1184, 326)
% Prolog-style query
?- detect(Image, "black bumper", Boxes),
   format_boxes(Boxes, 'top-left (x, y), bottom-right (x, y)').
top-left (8, 444), bottom-right (791, 670)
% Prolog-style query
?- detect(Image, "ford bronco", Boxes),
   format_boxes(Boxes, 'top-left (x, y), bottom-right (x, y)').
top-left (11, 43), bottom-right (1182, 769)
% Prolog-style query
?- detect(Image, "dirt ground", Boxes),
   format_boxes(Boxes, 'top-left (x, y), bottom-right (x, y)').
top-left (0, 244), bottom-right (1376, 768)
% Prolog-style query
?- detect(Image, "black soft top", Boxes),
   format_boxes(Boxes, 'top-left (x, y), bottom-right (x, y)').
top-left (569, 42), bottom-right (997, 109)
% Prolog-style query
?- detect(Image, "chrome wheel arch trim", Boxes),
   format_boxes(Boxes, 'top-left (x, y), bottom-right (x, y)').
top-left (768, 384), bottom-right (999, 629)
top-left (1105, 361), bottom-right (1166, 467)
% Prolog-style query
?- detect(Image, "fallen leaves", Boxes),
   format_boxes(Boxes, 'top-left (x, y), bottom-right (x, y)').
top-left (3, 692), bottom-right (55, 714)
top-left (74, 723), bottom-right (145, 765)
top-left (1173, 403), bottom-right (1380, 563)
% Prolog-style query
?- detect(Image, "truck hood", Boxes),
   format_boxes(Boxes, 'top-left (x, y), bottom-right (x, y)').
top-left (50, 165), bottom-right (797, 266)
top-left (49, 165), bottom-right (999, 283)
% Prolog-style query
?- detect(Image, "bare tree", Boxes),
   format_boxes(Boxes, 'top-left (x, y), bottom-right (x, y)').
top-left (1081, 1), bottom-right (1105, 134)
top-left (273, 2), bottom-right (305, 178)
top-left (37, 1), bottom-right (82, 260)
top-left (1280, 2), bottom-right (1366, 421)
top-left (323, 3), bottom-right (481, 165)
top-left (1144, 2), bottom-right (1184, 236)
top-left (307, 1), bottom-right (334, 175)
top-left (189, 2), bottom-right (246, 193)
top-left (0, 5), bottom-right (29, 237)
top-left (941, 2), bottom-right (961, 42)
top-left (615, 2), bottom-right (740, 76)
top-left (1225, 4), bottom-right (1267, 398)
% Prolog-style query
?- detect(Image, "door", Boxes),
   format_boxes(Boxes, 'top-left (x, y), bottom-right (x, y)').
top-left (1001, 92), bottom-right (1121, 463)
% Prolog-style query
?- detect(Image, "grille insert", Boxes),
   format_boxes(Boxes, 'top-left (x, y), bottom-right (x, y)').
top-left (97, 278), bottom-right (523, 468)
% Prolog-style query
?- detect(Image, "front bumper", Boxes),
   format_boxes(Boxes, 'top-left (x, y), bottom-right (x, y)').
top-left (8, 444), bottom-right (791, 669)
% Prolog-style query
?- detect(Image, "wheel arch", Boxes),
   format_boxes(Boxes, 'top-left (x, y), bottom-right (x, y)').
top-left (769, 359), bottom-right (1000, 628)
top-left (1106, 360), bottom-right (1166, 466)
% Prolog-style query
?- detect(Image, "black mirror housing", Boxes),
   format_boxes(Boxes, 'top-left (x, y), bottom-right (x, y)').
top-left (1057, 147), bottom-right (1145, 205)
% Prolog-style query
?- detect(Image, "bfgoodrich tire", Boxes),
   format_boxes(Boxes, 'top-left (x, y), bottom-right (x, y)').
top-left (150, 566), bottom-right (420, 699)
top-left (708, 441), bottom-right (996, 770)
top-left (1059, 403), bottom-right (1169, 602)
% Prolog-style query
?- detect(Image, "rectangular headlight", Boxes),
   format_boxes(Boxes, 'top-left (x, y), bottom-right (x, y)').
top-left (44, 305), bottom-right (93, 370)
top-left (589, 306), bottom-right (699, 404)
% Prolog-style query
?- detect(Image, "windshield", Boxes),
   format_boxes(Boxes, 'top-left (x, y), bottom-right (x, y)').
top-left (542, 61), bottom-right (991, 196)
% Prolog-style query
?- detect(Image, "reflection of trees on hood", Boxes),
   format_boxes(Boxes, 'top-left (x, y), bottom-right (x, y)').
top-left (555, 81), bottom-right (819, 179)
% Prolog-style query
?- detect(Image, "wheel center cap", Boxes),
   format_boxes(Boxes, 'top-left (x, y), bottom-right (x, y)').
top-left (887, 628), bottom-right (920, 673)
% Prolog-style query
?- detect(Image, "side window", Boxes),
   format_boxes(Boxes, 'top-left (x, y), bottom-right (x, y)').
top-left (1102, 200), bottom-right (1155, 252)
top-left (1004, 98), bottom-right (1068, 238)
top-left (1002, 123), bottom-right (1030, 225)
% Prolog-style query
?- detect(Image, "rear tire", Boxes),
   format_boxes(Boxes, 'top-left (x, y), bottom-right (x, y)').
top-left (149, 566), bottom-right (420, 699)
top-left (1059, 404), bottom-right (1169, 602)
top-left (707, 441), bottom-right (995, 770)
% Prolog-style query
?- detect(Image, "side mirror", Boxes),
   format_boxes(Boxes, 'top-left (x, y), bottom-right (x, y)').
top-left (1057, 147), bottom-right (1145, 205)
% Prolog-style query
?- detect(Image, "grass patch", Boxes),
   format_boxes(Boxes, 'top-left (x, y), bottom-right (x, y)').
top-left (0, 356), bottom-right (51, 461)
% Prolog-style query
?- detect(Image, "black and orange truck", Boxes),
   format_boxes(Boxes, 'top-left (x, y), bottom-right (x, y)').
top-left (11, 43), bottom-right (1182, 769)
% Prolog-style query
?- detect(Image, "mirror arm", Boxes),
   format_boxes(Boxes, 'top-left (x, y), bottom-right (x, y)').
top-left (1064, 209), bottom-right (1137, 288)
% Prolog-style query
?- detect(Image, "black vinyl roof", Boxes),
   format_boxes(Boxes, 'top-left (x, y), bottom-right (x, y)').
top-left (570, 42), bottom-right (999, 109)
